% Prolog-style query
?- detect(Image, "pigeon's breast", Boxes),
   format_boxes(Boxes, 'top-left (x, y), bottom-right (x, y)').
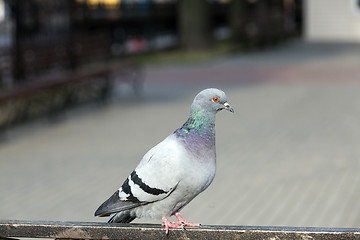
top-left (176, 131), bottom-right (217, 194)
top-left (178, 131), bottom-right (216, 163)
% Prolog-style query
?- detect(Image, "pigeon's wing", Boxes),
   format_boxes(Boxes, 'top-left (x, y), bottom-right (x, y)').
top-left (94, 190), bottom-right (144, 217)
top-left (95, 135), bottom-right (183, 217)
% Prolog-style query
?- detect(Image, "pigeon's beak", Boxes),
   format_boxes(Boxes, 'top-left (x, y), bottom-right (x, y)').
top-left (224, 102), bottom-right (234, 113)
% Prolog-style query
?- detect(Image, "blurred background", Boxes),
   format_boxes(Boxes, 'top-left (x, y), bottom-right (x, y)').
top-left (1, 0), bottom-right (360, 229)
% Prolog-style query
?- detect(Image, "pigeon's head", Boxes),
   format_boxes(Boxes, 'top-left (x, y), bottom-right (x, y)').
top-left (192, 88), bottom-right (234, 114)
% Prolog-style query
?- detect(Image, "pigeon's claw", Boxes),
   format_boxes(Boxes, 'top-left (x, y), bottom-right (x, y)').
top-left (175, 213), bottom-right (201, 227)
top-left (162, 217), bottom-right (183, 234)
top-left (162, 214), bottom-right (201, 234)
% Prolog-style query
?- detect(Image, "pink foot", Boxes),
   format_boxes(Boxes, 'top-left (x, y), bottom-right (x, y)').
top-left (175, 213), bottom-right (201, 227)
top-left (162, 213), bottom-right (201, 234)
top-left (162, 216), bottom-right (183, 234)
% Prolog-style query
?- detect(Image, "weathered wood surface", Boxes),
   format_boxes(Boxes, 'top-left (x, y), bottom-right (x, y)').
top-left (1, 220), bottom-right (360, 240)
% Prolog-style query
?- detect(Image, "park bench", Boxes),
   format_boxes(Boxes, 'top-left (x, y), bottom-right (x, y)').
top-left (0, 32), bottom-right (143, 131)
top-left (0, 220), bottom-right (359, 240)
top-left (0, 68), bottom-right (111, 126)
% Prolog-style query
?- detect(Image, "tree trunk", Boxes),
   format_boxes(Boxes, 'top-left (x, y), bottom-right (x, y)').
top-left (178, 0), bottom-right (211, 50)
top-left (229, 0), bottom-right (247, 45)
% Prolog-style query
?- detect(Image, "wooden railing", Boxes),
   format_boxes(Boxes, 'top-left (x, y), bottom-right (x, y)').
top-left (1, 220), bottom-right (360, 240)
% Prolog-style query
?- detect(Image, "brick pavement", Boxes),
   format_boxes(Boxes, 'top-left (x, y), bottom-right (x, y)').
top-left (1, 41), bottom-right (360, 228)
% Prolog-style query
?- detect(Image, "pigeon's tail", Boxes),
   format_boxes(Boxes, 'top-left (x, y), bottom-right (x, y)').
top-left (95, 190), bottom-right (143, 217)
top-left (107, 212), bottom-right (136, 223)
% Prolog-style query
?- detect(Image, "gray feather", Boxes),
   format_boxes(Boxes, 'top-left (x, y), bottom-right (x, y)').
top-left (95, 190), bottom-right (144, 217)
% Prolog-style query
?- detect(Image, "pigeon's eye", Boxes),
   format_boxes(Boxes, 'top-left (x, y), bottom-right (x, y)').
top-left (212, 97), bottom-right (219, 102)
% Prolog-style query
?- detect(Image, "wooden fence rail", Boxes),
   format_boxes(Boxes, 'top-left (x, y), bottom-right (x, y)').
top-left (1, 220), bottom-right (360, 240)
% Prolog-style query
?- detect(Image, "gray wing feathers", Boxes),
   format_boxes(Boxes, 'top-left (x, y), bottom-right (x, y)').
top-left (94, 190), bottom-right (143, 217)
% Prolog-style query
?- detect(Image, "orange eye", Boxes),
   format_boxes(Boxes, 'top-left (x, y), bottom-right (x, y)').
top-left (212, 97), bottom-right (219, 102)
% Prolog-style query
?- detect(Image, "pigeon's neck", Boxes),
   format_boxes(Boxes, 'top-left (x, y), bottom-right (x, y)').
top-left (174, 106), bottom-right (217, 161)
top-left (183, 108), bottom-right (216, 135)
top-left (175, 107), bottom-right (216, 145)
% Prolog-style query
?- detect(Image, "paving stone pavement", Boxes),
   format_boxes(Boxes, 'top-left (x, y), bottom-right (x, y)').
top-left (1, 41), bottom-right (360, 228)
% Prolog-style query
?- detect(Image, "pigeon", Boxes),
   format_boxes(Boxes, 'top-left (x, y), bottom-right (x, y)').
top-left (95, 88), bottom-right (234, 234)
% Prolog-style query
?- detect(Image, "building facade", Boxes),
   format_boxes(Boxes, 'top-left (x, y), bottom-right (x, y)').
top-left (305, 0), bottom-right (360, 42)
